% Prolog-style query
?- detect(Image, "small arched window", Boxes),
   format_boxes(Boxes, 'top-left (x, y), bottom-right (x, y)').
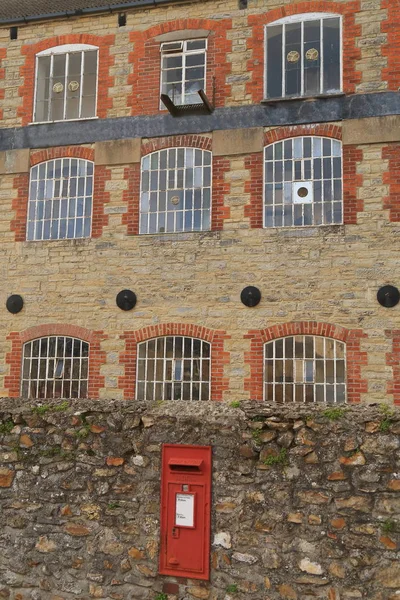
top-left (136, 336), bottom-right (211, 401)
top-left (34, 44), bottom-right (98, 122)
top-left (140, 147), bottom-right (212, 234)
top-left (27, 158), bottom-right (93, 240)
top-left (264, 136), bottom-right (342, 227)
top-left (264, 335), bottom-right (346, 404)
top-left (22, 336), bottom-right (89, 399)
top-left (265, 13), bottom-right (341, 99)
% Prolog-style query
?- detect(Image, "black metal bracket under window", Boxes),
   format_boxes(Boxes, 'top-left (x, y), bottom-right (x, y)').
top-left (160, 89), bottom-right (214, 117)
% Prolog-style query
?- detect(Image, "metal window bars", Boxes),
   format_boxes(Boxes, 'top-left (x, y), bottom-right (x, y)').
top-left (136, 336), bottom-right (211, 401)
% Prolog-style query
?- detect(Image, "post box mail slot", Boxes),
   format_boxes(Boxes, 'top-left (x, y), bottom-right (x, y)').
top-left (160, 444), bottom-right (212, 580)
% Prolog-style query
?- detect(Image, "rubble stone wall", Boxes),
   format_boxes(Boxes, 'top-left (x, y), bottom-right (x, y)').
top-left (0, 399), bottom-right (399, 599)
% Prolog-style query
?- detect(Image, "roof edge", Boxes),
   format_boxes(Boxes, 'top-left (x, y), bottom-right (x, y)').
top-left (0, 0), bottom-right (192, 26)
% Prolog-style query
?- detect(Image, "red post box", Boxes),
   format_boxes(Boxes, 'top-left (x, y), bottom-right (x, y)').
top-left (159, 444), bottom-right (212, 580)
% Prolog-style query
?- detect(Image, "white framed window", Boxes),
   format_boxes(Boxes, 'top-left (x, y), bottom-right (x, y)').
top-left (140, 147), bottom-right (212, 234)
top-left (264, 336), bottom-right (346, 404)
top-left (136, 336), bottom-right (211, 401)
top-left (265, 14), bottom-right (341, 99)
top-left (22, 336), bottom-right (89, 399)
top-left (34, 44), bottom-right (98, 123)
top-left (160, 39), bottom-right (207, 106)
top-left (27, 158), bottom-right (93, 241)
top-left (264, 136), bottom-right (342, 227)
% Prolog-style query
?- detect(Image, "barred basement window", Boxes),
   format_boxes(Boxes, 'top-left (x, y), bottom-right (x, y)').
top-left (27, 158), bottom-right (93, 240)
top-left (160, 39), bottom-right (207, 107)
top-left (264, 336), bottom-right (346, 404)
top-left (265, 14), bottom-right (341, 100)
top-left (140, 147), bottom-right (212, 234)
top-left (22, 336), bottom-right (89, 399)
top-left (136, 336), bottom-right (211, 401)
top-left (34, 44), bottom-right (98, 123)
top-left (264, 136), bottom-right (342, 227)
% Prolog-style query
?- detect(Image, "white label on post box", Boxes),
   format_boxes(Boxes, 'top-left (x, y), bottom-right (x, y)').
top-left (175, 493), bottom-right (195, 527)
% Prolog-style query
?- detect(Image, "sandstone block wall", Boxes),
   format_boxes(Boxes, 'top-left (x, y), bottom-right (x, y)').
top-left (0, 399), bottom-right (398, 599)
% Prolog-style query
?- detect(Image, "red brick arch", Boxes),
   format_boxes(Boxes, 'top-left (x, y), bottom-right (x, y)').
top-left (5, 324), bottom-right (106, 398)
top-left (264, 124), bottom-right (342, 146)
top-left (18, 33), bottom-right (115, 126)
top-left (247, 1), bottom-right (361, 103)
top-left (128, 17), bottom-right (232, 115)
top-left (30, 146), bottom-right (94, 166)
top-left (244, 321), bottom-right (367, 403)
top-left (119, 323), bottom-right (230, 401)
top-left (11, 145), bottom-right (110, 241)
top-left (141, 135), bottom-right (212, 156)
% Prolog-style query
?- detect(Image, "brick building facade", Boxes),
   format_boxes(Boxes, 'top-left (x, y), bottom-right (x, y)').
top-left (0, 0), bottom-right (400, 405)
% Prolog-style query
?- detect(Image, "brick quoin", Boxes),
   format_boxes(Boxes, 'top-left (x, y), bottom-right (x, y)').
top-left (18, 34), bottom-right (115, 126)
top-left (5, 324), bottom-right (107, 398)
top-left (124, 136), bottom-right (219, 235)
top-left (244, 322), bottom-right (367, 403)
top-left (385, 330), bottom-right (400, 405)
top-left (128, 18), bottom-right (232, 116)
top-left (11, 146), bottom-right (110, 240)
top-left (343, 145), bottom-right (363, 224)
top-left (244, 152), bottom-right (263, 229)
top-left (0, 48), bottom-right (6, 120)
top-left (382, 144), bottom-right (400, 222)
top-left (246, 1), bottom-right (362, 103)
top-left (119, 323), bottom-right (230, 401)
top-left (244, 125), bottom-right (362, 228)
top-left (381, 0), bottom-right (400, 91)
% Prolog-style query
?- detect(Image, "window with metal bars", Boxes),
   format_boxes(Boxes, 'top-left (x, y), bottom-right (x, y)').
top-left (265, 14), bottom-right (341, 100)
top-left (27, 158), bottom-right (93, 241)
top-left (34, 44), bottom-right (98, 123)
top-left (264, 136), bottom-right (342, 227)
top-left (21, 336), bottom-right (89, 399)
top-left (136, 336), bottom-right (211, 401)
top-left (264, 336), bottom-right (346, 404)
top-left (160, 39), bottom-right (207, 107)
top-left (140, 147), bottom-right (212, 234)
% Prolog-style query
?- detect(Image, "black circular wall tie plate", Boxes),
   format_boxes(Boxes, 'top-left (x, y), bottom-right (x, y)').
top-left (116, 289), bottom-right (137, 311)
top-left (6, 294), bottom-right (23, 314)
top-left (241, 286), bottom-right (261, 307)
top-left (377, 285), bottom-right (400, 308)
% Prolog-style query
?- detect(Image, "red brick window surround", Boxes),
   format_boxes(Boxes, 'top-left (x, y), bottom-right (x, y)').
top-left (386, 330), bottom-right (400, 406)
top-left (247, 1), bottom-right (361, 104)
top-left (5, 324), bottom-right (106, 398)
top-left (244, 322), bottom-right (367, 403)
top-left (119, 323), bottom-right (230, 401)
top-left (128, 18), bottom-right (232, 116)
top-left (18, 34), bottom-right (115, 127)
top-left (0, 48), bottom-right (6, 121)
top-left (11, 146), bottom-right (110, 242)
top-left (381, 0), bottom-right (400, 91)
top-left (382, 144), bottom-right (400, 222)
top-left (244, 124), bottom-right (363, 228)
top-left (123, 135), bottom-right (227, 235)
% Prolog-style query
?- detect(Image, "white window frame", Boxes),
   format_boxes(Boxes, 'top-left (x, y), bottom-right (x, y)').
top-left (159, 38), bottom-right (207, 108)
top-left (33, 43), bottom-right (99, 123)
top-left (27, 157), bottom-right (94, 241)
top-left (263, 136), bottom-right (343, 228)
top-left (21, 336), bottom-right (89, 399)
top-left (139, 146), bottom-right (212, 235)
top-left (136, 336), bottom-right (211, 401)
top-left (264, 13), bottom-right (343, 100)
top-left (263, 335), bottom-right (346, 404)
